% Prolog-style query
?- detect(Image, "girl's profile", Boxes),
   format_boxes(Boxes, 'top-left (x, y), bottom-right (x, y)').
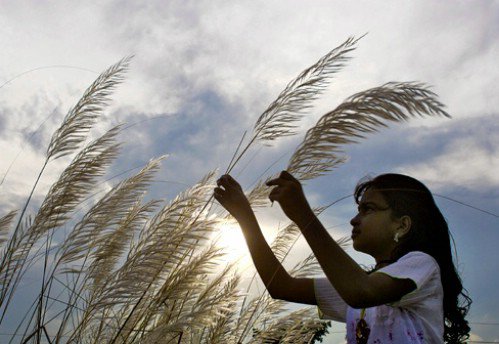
top-left (214, 171), bottom-right (471, 343)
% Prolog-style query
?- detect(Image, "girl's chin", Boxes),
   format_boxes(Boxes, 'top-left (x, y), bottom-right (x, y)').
top-left (352, 240), bottom-right (368, 254)
top-left (352, 240), bottom-right (361, 251)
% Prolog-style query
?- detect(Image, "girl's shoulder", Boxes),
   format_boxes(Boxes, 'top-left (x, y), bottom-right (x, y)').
top-left (376, 250), bottom-right (444, 315)
top-left (377, 251), bottom-right (441, 291)
top-left (397, 250), bottom-right (439, 267)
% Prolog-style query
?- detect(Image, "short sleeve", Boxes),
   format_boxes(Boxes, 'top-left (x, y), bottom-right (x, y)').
top-left (313, 278), bottom-right (348, 322)
top-left (375, 251), bottom-right (441, 307)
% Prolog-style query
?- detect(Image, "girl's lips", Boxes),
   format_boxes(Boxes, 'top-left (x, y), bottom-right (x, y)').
top-left (351, 230), bottom-right (360, 238)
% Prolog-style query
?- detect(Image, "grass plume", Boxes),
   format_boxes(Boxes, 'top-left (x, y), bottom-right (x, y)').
top-left (288, 81), bottom-right (450, 180)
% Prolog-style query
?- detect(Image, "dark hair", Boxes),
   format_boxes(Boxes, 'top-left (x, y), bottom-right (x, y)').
top-left (354, 173), bottom-right (471, 343)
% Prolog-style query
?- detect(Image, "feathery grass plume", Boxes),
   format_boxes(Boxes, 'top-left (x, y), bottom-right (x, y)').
top-left (52, 158), bottom-right (164, 342)
top-left (17, 127), bottom-right (125, 343)
top-left (289, 253), bottom-right (323, 280)
top-left (226, 36), bottom-right (362, 173)
top-left (288, 81), bottom-right (450, 180)
top-left (0, 218), bottom-right (31, 303)
top-left (100, 243), bottom-right (225, 344)
top-left (288, 239), bottom-right (346, 280)
top-left (136, 250), bottom-right (237, 343)
top-left (8, 56), bottom-right (129, 238)
top-left (0, 211), bottom-right (17, 248)
top-left (155, 265), bottom-right (241, 343)
top-left (202, 272), bottom-right (242, 343)
top-left (235, 294), bottom-right (287, 343)
top-left (46, 56), bottom-right (131, 161)
top-left (0, 57), bottom-right (130, 325)
top-left (8, 57), bottom-right (130, 236)
top-left (32, 125), bottom-right (122, 240)
top-left (253, 36), bottom-right (361, 142)
top-left (122, 171), bottom-right (217, 280)
top-left (270, 222), bottom-right (302, 262)
top-left (77, 173), bottom-right (218, 343)
top-left (87, 199), bottom-right (160, 292)
top-left (0, 126), bottom-right (121, 321)
top-left (246, 178), bottom-right (273, 209)
top-left (55, 156), bottom-right (163, 271)
top-left (188, 263), bottom-right (240, 321)
top-left (251, 308), bottom-right (327, 343)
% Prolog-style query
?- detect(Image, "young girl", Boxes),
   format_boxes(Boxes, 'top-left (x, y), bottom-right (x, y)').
top-left (214, 171), bottom-right (471, 343)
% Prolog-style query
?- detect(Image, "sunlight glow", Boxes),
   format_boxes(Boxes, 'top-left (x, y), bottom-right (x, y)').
top-left (215, 221), bottom-right (252, 269)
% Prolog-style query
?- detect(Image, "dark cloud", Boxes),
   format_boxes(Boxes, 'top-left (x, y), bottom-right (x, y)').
top-left (108, 86), bottom-right (254, 200)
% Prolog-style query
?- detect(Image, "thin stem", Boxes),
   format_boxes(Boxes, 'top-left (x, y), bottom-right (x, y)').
top-left (0, 159), bottom-right (49, 324)
top-left (225, 130), bottom-right (247, 174)
top-left (225, 134), bottom-right (258, 175)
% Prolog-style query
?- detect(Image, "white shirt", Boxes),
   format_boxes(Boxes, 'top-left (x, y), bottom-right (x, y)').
top-left (314, 251), bottom-right (444, 343)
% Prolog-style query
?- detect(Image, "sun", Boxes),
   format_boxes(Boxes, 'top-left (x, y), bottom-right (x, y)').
top-left (215, 221), bottom-right (251, 268)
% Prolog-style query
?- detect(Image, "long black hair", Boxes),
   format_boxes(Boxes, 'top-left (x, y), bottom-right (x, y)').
top-left (354, 173), bottom-right (471, 343)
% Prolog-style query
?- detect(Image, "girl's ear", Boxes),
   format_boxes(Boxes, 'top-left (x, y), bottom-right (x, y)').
top-left (396, 215), bottom-right (412, 238)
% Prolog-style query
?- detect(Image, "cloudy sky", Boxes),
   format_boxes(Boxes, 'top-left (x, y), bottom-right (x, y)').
top-left (1, 1), bottom-right (498, 342)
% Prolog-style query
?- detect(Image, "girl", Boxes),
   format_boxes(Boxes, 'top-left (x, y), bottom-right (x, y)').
top-left (214, 171), bottom-right (471, 343)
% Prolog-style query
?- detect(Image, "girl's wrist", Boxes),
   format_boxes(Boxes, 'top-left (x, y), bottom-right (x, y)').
top-left (293, 208), bottom-right (317, 229)
top-left (234, 205), bottom-right (256, 223)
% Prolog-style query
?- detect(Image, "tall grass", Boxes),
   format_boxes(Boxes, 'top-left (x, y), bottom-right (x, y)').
top-left (0, 36), bottom-right (449, 343)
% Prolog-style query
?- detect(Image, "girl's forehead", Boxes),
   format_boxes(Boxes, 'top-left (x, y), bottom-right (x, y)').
top-left (359, 188), bottom-right (388, 205)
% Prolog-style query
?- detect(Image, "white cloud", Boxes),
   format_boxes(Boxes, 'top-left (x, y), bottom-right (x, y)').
top-left (400, 130), bottom-right (499, 191)
top-left (2, 0), bottom-right (498, 138)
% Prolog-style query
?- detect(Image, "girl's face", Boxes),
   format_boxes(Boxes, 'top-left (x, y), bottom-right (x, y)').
top-left (350, 188), bottom-right (400, 261)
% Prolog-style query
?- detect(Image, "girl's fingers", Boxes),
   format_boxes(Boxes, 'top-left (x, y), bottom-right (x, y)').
top-left (217, 175), bottom-right (229, 186)
top-left (213, 187), bottom-right (225, 200)
top-left (266, 178), bottom-right (287, 186)
top-left (266, 171), bottom-right (298, 186)
top-left (217, 174), bottom-right (241, 189)
top-left (268, 192), bottom-right (277, 202)
top-left (269, 188), bottom-right (281, 202)
top-left (279, 170), bottom-right (296, 181)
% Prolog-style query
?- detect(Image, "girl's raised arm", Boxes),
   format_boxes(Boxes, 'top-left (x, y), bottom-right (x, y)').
top-left (214, 174), bottom-right (316, 305)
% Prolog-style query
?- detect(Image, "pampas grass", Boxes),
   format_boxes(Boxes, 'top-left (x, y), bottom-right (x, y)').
top-left (287, 81), bottom-right (450, 180)
top-left (0, 35), bottom-right (451, 343)
top-left (226, 36), bottom-right (361, 174)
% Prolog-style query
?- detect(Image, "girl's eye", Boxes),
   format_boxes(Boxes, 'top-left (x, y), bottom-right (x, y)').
top-left (358, 205), bottom-right (375, 215)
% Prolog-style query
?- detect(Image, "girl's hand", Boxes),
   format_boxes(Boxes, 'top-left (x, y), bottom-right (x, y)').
top-left (266, 171), bottom-right (315, 225)
top-left (214, 175), bottom-right (253, 220)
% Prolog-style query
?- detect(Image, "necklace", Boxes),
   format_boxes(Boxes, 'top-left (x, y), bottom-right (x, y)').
top-left (355, 308), bottom-right (370, 344)
top-left (356, 259), bottom-right (396, 342)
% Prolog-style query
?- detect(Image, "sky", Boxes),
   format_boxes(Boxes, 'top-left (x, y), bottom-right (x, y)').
top-left (1, 0), bottom-right (498, 342)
